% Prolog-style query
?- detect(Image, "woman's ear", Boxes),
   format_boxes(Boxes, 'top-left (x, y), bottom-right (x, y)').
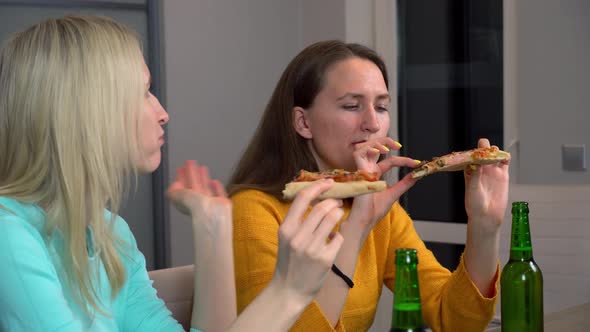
top-left (293, 106), bottom-right (313, 139)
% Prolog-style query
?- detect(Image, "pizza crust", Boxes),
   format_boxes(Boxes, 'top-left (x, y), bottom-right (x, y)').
top-left (283, 180), bottom-right (387, 200)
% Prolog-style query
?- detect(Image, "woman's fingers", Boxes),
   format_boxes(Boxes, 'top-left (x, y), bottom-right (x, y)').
top-left (353, 138), bottom-right (399, 163)
top-left (209, 179), bottom-right (228, 198)
top-left (168, 167), bottom-right (185, 192)
top-left (185, 160), bottom-right (200, 190)
top-left (197, 165), bottom-right (212, 196)
top-left (292, 199), bottom-right (342, 249)
top-left (288, 198), bottom-right (345, 266)
top-left (465, 138), bottom-right (503, 182)
top-left (175, 167), bottom-right (187, 187)
top-left (299, 199), bottom-right (342, 234)
top-left (382, 172), bottom-right (418, 199)
top-left (282, 179), bottom-right (334, 233)
top-left (354, 137), bottom-right (401, 152)
top-left (166, 181), bottom-right (183, 196)
top-left (167, 161), bottom-right (218, 201)
top-left (166, 159), bottom-right (233, 219)
top-left (377, 156), bottom-right (421, 174)
top-left (355, 144), bottom-right (382, 159)
top-left (182, 160), bottom-right (216, 196)
top-left (307, 207), bottom-right (344, 251)
top-left (166, 167), bottom-right (191, 214)
top-left (478, 138), bottom-right (491, 148)
top-left (353, 137), bottom-right (405, 172)
top-left (324, 231), bottom-right (344, 260)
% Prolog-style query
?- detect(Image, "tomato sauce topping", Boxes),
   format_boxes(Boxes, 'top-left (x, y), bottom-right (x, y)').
top-left (294, 169), bottom-right (379, 182)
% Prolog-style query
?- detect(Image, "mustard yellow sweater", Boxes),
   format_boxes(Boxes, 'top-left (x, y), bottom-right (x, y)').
top-left (232, 189), bottom-right (498, 332)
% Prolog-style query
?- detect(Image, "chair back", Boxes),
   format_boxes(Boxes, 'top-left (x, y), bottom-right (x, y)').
top-left (149, 265), bottom-right (194, 330)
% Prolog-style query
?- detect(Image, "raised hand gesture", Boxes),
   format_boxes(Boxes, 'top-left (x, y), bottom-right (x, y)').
top-left (167, 160), bottom-right (232, 240)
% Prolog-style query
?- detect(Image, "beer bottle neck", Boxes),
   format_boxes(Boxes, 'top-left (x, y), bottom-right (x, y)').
top-left (509, 213), bottom-right (534, 260)
top-left (394, 262), bottom-right (421, 304)
top-left (392, 261), bottom-right (423, 329)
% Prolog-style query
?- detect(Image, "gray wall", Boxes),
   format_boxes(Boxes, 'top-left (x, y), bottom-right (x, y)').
top-left (516, 0), bottom-right (590, 184)
top-left (301, 0), bottom-right (345, 45)
top-left (501, 0), bottom-right (590, 315)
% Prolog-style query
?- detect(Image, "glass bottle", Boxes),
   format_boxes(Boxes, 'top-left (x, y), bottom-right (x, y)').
top-left (501, 201), bottom-right (544, 331)
top-left (391, 248), bottom-right (426, 332)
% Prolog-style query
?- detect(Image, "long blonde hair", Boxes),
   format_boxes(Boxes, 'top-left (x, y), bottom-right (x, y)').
top-left (0, 16), bottom-right (144, 313)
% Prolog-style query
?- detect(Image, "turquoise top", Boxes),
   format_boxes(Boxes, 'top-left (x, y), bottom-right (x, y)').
top-left (0, 197), bottom-right (200, 332)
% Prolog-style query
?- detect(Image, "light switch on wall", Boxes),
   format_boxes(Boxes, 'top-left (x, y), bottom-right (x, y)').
top-left (562, 144), bottom-right (586, 171)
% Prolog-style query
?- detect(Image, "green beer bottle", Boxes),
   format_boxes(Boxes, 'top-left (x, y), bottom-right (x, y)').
top-left (390, 248), bottom-right (426, 332)
top-left (501, 201), bottom-right (544, 331)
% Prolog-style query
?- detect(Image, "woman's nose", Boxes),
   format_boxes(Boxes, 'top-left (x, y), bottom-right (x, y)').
top-left (155, 98), bottom-right (169, 125)
top-left (361, 107), bottom-right (380, 133)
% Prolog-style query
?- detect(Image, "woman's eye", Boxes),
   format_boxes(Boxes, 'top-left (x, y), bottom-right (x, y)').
top-left (342, 104), bottom-right (359, 110)
top-left (376, 105), bottom-right (389, 112)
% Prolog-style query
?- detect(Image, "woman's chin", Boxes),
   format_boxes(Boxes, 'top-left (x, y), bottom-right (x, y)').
top-left (136, 154), bottom-right (161, 174)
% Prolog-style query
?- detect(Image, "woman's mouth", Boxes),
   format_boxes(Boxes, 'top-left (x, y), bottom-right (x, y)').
top-left (351, 139), bottom-right (367, 146)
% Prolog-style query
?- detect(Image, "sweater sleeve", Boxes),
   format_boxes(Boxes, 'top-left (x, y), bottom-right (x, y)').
top-left (383, 203), bottom-right (498, 332)
top-left (232, 190), bottom-right (346, 332)
top-left (0, 215), bottom-right (85, 331)
top-left (113, 218), bottom-right (186, 332)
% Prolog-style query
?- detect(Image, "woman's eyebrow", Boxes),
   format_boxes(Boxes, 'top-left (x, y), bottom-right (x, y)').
top-left (376, 94), bottom-right (391, 102)
top-left (336, 93), bottom-right (363, 101)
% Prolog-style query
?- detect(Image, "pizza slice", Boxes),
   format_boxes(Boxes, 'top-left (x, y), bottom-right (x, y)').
top-left (411, 146), bottom-right (510, 179)
top-left (283, 169), bottom-right (387, 200)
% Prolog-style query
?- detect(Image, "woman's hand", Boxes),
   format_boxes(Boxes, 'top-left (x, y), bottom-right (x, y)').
top-left (464, 138), bottom-right (510, 234)
top-left (272, 179), bottom-right (345, 304)
top-left (170, 161), bottom-right (237, 331)
top-left (463, 138), bottom-right (510, 296)
top-left (343, 137), bottom-right (419, 241)
top-left (167, 160), bottom-right (232, 240)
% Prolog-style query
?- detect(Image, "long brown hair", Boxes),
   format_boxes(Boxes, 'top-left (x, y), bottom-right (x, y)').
top-left (228, 40), bottom-right (389, 199)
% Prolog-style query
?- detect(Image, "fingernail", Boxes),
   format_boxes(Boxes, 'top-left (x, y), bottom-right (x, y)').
top-left (372, 148), bottom-right (381, 153)
top-left (394, 141), bottom-right (402, 148)
top-left (470, 165), bottom-right (478, 171)
top-left (414, 159), bottom-right (422, 164)
top-left (382, 145), bottom-right (390, 152)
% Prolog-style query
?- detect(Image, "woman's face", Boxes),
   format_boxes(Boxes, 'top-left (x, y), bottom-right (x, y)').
top-left (137, 61), bottom-right (169, 173)
top-left (294, 57), bottom-right (390, 171)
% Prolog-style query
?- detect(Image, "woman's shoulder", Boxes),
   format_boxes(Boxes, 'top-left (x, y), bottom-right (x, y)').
top-left (0, 197), bottom-right (46, 231)
top-left (381, 201), bottom-right (417, 239)
top-left (390, 201), bottom-right (409, 216)
top-left (231, 189), bottom-right (291, 220)
top-left (376, 201), bottom-right (413, 230)
top-left (231, 188), bottom-right (286, 207)
top-left (0, 197), bottom-right (47, 248)
top-left (232, 188), bottom-right (275, 200)
top-left (104, 210), bottom-right (134, 239)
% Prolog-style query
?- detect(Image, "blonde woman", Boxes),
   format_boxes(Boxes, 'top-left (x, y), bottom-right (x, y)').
top-left (0, 16), bottom-right (343, 331)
